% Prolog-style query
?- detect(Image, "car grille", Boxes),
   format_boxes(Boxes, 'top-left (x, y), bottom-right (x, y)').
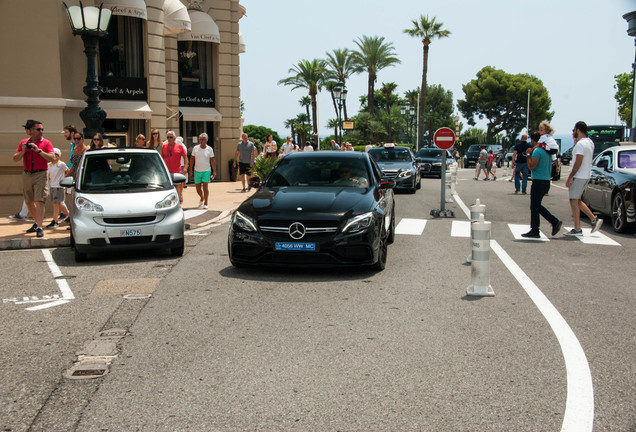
top-left (259, 220), bottom-right (338, 240)
top-left (381, 170), bottom-right (398, 178)
top-left (103, 216), bottom-right (156, 224)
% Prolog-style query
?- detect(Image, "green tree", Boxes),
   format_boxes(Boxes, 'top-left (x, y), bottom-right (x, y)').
top-left (325, 48), bottom-right (356, 120)
top-left (614, 65), bottom-right (634, 126)
top-left (327, 118), bottom-right (340, 140)
top-left (423, 84), bottom-right (454, 145)
top-left (243, 125), bottom-right (282, 146)
top-left (381, 82), bottom-right (398, 142)
top-left (299, 96), bottom-right (311, 118)
top-left (351, 35), bottom-right (401, 117)
top-left (404, 14), bottom-right (451, 149)
top-left (278, 59), bottom-right (327, 136)
top-left (457, 66), bottom-right (553, 142)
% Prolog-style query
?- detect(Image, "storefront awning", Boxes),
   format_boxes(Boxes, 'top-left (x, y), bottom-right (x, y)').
top-left (177, 10), bottom-right (220, 43)
top-left (238, 32), bottom-right (246, 53)
top-left (179, 107), bottom-right (222, 122)
top-left (101, 0), bottom-right (147, 20)
top-left (164, 0), bottom-right (191, 35)
top-left (101, 100), bottom-right (152, 119)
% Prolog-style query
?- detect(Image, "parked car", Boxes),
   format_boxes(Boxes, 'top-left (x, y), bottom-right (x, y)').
top-left (60, 147), bottom-right (186, 262)
top-left (415, 148), bottom-right (455, 178)
top-left (505, 147), bottom-right (514, 163)
top-left (228, 152), bottom-right (396, 270)
top-left (560, 147), bottom-right (572, 165)
top-left (581, 145), bottom-right (636, 233)
top-left (463, 144), bottom-right (504, 168)
top-left (367, 144), bottom-right (421, 193)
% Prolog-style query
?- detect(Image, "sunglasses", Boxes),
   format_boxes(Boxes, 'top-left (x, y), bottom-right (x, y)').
top-left (74, 136), bottom-right (83, 140)
top-left (139, 138), bottom-right (146, 141)
top-left (34, 128), bottom-right (44, 132)
top-left (152, 132), bottom-right (159, 135)
top-left (93, 138), bottom-right (101, 141)
top-left (167, 136), bottom-right (175, 139)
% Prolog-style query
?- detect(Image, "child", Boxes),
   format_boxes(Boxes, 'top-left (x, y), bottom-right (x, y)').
top-left (47, 148), bottom-right (70, 228)
top-left (486, 149), bottom-right (497, 181)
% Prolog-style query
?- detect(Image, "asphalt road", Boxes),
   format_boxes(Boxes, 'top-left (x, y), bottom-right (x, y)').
top-left (1, 165), bottom-right (634, 431)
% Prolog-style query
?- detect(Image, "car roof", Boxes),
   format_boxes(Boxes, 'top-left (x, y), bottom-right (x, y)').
top-left (284, 151), bottom-right (369, 160)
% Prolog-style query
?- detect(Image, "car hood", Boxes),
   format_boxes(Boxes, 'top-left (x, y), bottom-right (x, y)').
top-left (239, 187), bottom-right (372, 219)
top-left (75, 190), bottom-right (178, 215)
top-left (416, 157), bottom-right (442, 163)
top-left (375, 161), bottom-right (414, 170)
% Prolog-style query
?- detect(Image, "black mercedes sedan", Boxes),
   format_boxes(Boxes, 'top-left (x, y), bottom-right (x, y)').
top-left (415, 147), bottom-right (455, 178)
top-left (367, 144), bottom-right (421, 193)
top-left (228, 152), bottom-right (396, 270)
top-left (582, 145), bottom-right (636, 233)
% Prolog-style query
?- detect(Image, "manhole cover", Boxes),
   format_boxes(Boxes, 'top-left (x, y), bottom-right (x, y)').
top-left (72, 369), bottom-right (106, 377)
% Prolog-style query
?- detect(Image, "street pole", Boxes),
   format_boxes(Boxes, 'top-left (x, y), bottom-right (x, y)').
top-left (526, 89), bottom-right (530, 133)
top-left (625, 11), bottom-right (636, 141)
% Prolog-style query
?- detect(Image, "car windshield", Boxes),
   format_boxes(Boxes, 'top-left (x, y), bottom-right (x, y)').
top-left (78, 152), bottom-right (171, 192)
top-left (416, 149), bottom-right (443, 158)
top-left (467, 145), bottom-right (481, 152)
top-left (265, 158), bottom-right (370, 188)
top-left (368, 148), bottom-right (412, 162)
top-left (617, 150), bottom-right (636, 169)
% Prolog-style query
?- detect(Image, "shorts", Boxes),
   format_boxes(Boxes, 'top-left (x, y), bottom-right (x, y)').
top-left (194, 170), bottom-right (211, 184)
top-left (50, 186), bottom-right (65, 203)
top-left (238, 162), bottom-right (251, 175)
top-left (569, 178), bottom-right (589, 199)
top-left (479, 161), bottom-right (486, 169)
top-left (23, 171), bottom-right (49, 203)
top-left (486, 163), bottom-right (492, 171)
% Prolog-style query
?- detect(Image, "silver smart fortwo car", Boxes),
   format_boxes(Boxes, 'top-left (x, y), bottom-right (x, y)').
top-left (60, 147), bottom-right (186, 262)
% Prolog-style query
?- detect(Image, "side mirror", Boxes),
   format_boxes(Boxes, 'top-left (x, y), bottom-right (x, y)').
top-left (379, 177), bottom-right (395, 189)
top-left (60, 177), bottom-right (75, 188)
top-left (597, 159), bottom-right (609, 170)
top-left (172, 173), bottom-right (187, 184)
top-left (248, 176), bottom-right (261, 188)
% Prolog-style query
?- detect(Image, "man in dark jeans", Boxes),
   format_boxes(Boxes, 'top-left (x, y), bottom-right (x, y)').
top-left (522, 131), bottom-right (563, 239)
top-left (511, 133), bottom-right (532, 194)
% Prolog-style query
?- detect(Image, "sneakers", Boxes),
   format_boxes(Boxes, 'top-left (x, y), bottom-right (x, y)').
top-left (514, 190), bottom-right (519, 194)
top-left (591, 217), bottom-right (603, 234)
top-left (203, 204), bottom-right (208, 209)
top-left (9, 213), bottom-right (26, 221)
top-left (198, 201), bottom-right (204, 208)
top-left (26, 223), bottom-right (38, 233)
top-left (483, 178), bottom-right (490, 181)
top-left (564, 228), bottom-right (583, 236)
top-left (473, 177), bottom-right (478, 181)
top-left (46, 220), bottom-right (59, 228)
top-left (551, 220), bottom-right (563, 236)
top-left (521, 230), bottom-right (540, 239)
top-left (36, 227), bottom-right (44, 238)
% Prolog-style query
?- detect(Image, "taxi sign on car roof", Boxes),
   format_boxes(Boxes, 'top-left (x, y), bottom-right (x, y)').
top-left (384, 143), bottom-right (396, 148)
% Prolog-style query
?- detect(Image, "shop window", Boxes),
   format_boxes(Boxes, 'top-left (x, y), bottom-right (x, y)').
top-left (178, 41), bottom-right (213, 89)
top-left (99, 16), bottom-right (144, 78)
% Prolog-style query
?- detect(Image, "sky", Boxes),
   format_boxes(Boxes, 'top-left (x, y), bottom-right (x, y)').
top-left (237, 0), bottom-right (635, 150)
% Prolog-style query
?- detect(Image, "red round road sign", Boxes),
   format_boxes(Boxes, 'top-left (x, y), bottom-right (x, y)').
top-left (433, 127), bottom-right (456, 150)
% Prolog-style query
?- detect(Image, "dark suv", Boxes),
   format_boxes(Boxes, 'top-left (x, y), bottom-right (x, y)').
top-left (463, 144), bottom-right (504, 168)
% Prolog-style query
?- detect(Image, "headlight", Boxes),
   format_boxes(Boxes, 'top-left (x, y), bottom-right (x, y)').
top-left (155, 192), bottom-right (179, 209)
top-left (397, 169), bottom-right (413, 178)
top-left (433, 162), bottom-right (442, 167)
top-left (343, 212), bottom-right (374, 234)
top-left (75, 196), bottom-right (104, 212)
top-left (233, 211), bottom-right (257, 232)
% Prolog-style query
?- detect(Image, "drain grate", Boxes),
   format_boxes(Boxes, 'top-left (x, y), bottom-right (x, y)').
top-left (71, 369), bottom-right (106, 377)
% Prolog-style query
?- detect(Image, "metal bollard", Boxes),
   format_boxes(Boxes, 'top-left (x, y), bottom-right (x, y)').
top-left (445, 171), bottom-right (453, 202)
top-left (466, 199), bottom-right (486, 263)
top-left (466, 214), bottom-right (495, 297)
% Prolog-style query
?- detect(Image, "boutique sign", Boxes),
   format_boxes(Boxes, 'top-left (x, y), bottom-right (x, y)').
top-left (100, 77), bottom-right (147, 101)
top-left (179, 87), bottom-right (215, 107)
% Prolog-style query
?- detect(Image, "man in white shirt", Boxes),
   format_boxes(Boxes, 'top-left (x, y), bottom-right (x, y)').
top-left (280, 136), bottom-right (296, 157)
top-left (565, 121), bottom-right (602, 236)
top-left (189, 133), bottom-right (216, 209)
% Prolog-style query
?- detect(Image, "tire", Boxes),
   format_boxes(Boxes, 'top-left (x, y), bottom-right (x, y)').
top-left (612, 192), bottom-right (630, 233)
top-left (170, 239), bottom-right (185, 257)
top-left (387, 207), bottom-right (396, 245)
top-left (74, 247), bottom-right (87, 262)
top-left (69, 231), bottom-right (75, 247)
top-left (373, 238), bottom-right (387, 271)
top-left (416, 176), bottom-right (421, 190)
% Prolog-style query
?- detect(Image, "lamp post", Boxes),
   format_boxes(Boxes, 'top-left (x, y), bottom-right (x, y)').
top-left (64, 2), bottom-right (112, 139)
top-left (333, 82), bottom-right (347, 144)
top-left (623, 11), bottom-right (636, 142)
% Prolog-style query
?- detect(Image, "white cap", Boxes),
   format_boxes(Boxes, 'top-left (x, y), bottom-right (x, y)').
top-left (53, 148), bottom-right (61, 156)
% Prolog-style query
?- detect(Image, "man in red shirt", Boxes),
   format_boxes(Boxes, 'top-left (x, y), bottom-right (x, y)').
top-left (12, 120), bottom-right (55, 237)
top-left (161, 130), bottom-right (188, 204)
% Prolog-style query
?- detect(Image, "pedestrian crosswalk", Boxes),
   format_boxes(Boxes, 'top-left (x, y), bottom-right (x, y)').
top-left (394, 219), bottom-right (621, 246)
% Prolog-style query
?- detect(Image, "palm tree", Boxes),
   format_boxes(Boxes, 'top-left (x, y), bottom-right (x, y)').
top-left (404, 15), bottom-right (451, 148)
top-left (278, 59), bottom-right (327, 137)
top-left (325, 48), bottom-right (356, 120)
top-left (284, 118), bottom-right (296, 142)
top-left (351, 35), bottom-right (400, 117)
top-left (381, 82), bottom-right (398, 142)
top-left (327, 118), bottom-right (340, 140)
top-left (299, 96), bottom-right (311, 118)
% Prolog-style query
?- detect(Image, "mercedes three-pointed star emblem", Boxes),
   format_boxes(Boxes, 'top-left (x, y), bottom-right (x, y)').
top-left (288, 222), bottom-right (306, 240)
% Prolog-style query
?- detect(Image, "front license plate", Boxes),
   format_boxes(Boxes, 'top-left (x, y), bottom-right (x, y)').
top-left (275, 242), bottom-right (316, 251)
top-left (120, 229), bottom-right (142, 237)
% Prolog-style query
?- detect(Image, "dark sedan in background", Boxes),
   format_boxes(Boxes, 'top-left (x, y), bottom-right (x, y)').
top-left (415, 148), bottom-right (455, 178)
top-left (228, 152), bottom-right (396, 270)
top-left (368, 144), bottom-right (421, 193)
top-left (582, 145), bottom-right (636, 233)
top-left (463, 144), bottom-right (504, 168)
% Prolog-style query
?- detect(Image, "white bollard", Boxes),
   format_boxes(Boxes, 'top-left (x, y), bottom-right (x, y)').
top-left (445, 171), bottom-right (453, 202)
top-left (466, 214), bottom-right (495, 297)
top-left (466, 199), bottom-right (486, 263)
top-left (450, 165), bottom-right (457, 194)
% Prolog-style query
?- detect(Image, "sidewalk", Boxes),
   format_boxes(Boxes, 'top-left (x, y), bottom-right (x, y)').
top-left (0, 181), bottom-right (253, 250)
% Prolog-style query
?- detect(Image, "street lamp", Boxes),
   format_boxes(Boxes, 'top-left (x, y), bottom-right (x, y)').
top-left (623, 10), bottom-right (636, 142)
top-left (333, 82), bottom-right (347, 144)
top-left (400, 104), bottom-right (416, 144)
top-left (64, 2), bottom-right (112, 139)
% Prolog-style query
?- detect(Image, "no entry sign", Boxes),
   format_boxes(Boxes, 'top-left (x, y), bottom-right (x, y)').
top-left (433, 127), bottom-right (456, 150)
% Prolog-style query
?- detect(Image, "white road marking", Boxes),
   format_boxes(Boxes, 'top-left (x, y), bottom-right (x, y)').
top-left (451, 220), bottom-right (471, 237)
top-left (395, 218), bottom-right (427, 235)
top-left (454, 193), bottom-right (594, 432)
top-left (183, 209), bottom-right (207, 219)
top-left (22, 249), bottom-right (75, 311)
top-left (508, 223), bottom-right (550, 241)
top-left (562, 227), bottom-right (620, 246)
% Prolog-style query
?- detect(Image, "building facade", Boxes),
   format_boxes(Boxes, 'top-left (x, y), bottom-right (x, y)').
top-left (0, 0), bottom-right (245, 198)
